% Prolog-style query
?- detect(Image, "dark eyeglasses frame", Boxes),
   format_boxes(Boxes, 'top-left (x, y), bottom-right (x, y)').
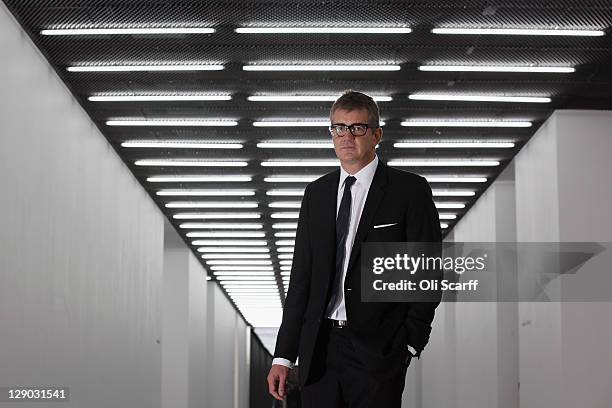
top-left (329, 123), bottom-right (378, 137)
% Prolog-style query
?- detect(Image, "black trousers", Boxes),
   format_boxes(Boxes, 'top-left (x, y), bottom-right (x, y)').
top-left (301, 321), bottom-right (409, 408)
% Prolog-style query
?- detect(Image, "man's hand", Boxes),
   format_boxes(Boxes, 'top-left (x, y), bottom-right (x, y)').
top-left (267, 364), bottom-right (291, 400)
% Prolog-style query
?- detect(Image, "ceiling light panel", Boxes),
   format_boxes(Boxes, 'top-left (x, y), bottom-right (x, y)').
top-left (257, 141), bottom-right (333, 149)
top-left (90, 94), bottom-right (231, 102)
top-left (42, 27), bottom-right (216, 35)
top-left (236, 27), bottom-right (411, 34)
top-left (418, 65), bottom-right (575, 73)
top-left (394, 141), bottom-right (515, 148)
top-left (122, 141), bottom-right (242, 149)
top-left (136, 159), bottom-right (247, 167)
top-left (68, 64), bottom-right (224, 72)
top-left (157, 189), bottom-right (254, 196)
top-left (408, 94), bottom-right (551, 103)
top-left (165, 202), bottom-right (258, 209)
top-left (431, 28), bottom-right (605, 36)
top-left (243, 64), bottom-right (400, 71)
top-left (147, 175), bottom-right (251, 182)
top-left (248, 95), bottom-right (392, 101)
top-left (107, 119), bottom-right (237, 126)
top-left (173, 213), bottom-right (260, 219)
top-left (400, 120), bottom-right (532, 127)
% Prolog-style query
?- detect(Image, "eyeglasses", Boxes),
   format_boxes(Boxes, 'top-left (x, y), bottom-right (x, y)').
top-left (329, 123), bottom-right (375, 137)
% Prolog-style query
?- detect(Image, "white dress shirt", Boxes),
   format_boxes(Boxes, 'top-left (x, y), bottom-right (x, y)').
top-left (273, 156), bottom-right (415, 369)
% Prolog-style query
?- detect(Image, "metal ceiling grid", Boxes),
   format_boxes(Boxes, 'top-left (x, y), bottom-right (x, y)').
top-left (4, 0), bottom-right (612, 327)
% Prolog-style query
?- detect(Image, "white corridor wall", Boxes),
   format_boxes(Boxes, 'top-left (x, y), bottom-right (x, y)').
top-left (0, 3), bottom-right (165, 408)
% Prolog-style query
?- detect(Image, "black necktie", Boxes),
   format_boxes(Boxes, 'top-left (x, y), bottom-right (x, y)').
top-left (327, 176), bottom-right (357, 315)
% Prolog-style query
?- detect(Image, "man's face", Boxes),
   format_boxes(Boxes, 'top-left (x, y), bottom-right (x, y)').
top-left (331, 108), bottom-right (382, 168)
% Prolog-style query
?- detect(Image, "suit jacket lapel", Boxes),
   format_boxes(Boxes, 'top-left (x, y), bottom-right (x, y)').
top-left (346, 161), bottom-right (388, 275)
top-left (317, 169), bottom-right (340, 286)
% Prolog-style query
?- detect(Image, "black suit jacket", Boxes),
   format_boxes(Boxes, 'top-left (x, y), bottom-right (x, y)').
top-left (274, 160), bottom-right (442, 385)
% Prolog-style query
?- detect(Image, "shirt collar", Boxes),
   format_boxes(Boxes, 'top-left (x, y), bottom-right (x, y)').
top-left (339, 155), bottom-right (379, 188)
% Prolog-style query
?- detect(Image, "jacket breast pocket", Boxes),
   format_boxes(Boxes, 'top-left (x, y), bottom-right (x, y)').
top-left (368, 221), bottom-right (404, 241)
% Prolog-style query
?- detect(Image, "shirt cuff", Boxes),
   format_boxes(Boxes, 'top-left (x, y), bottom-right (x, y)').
top-left (407, 345), bottom-right (417, 356)
top-left (272, 357), bottom-right (295, 369)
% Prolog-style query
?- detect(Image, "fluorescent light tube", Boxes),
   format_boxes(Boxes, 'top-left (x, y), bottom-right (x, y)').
top-left (272, 223), bottom-right (298, 229)
top-left (248, 95), bottom-right (392, 102)
top-left (220, 281), bottom-right (278, 286)
top-left (107, 119), bottom-right (237, 126)
top-left (431, 28), bottom-right (605, 36)
top-left (257, 141), bottom-right (333, 149)
top-left (197, 247), bottom-right (269, 253)
top-left (418, 65), bottom-right (575, 73)
top-left (243, 64), bottom-right (400, 72)
top-left (236, 27), bottom-right (411, 34)
top-left (173, 213), bottom-right (260, 219)
top-left (409, 94), bottom-right (551, 103)
top-left (266, 189), bottom-right (305, 196)
top-left (253, 120), bottom-right (385, 127)
top-left (401, 120), bottom-right (531, 127)
top-left (147, 175), bottom-right (251, 182)
top-left (394, 141), bottom-right (515, 148)
top-left (261, 160), bottom-right (339, 167)
top-left (215, 276), bottom-right (276, 280)
top-left (275, 232), bottom-right (296, 238)
top-left (271, 212), bottom-right (299, 219)
top-left (214, 272), bottom-right (276, 277)
top-left (432, 190), bottom-right (475, 197)
top-left (90, 94), bottom-right (231, 102)
top-left (435, 203), bottom-right (466, 209)
top-left (278, 254), bottom-right (294, 259)
top-left (137, 160), bottom-right (247, 167)
top-left (206, 260), bottom-right (272, 265)
top-left (187, 232), bottom-right (265, 238)
top-left (122, 141), bottom-right (242, 149)
top-left (253, 120), bottom-right (329, 127)
top-left (269, 202), bottom-right (301, 209)
top-left (264, 176), bottom-right (320, 183)
top-left (278, 247), bottom-right (295, 253)
top-left (425, 177), bottom-right (488, 183)
top-left (388, 160), bottom-right (500, 166)
top-left (192, 240), bottom-right (267, 246)
top-left (68, 64), bottom-right (224, 72)
top-left (157, 189), bottom-right (254, 196)
top-left (165, 202), bottom-right (258, 209)
top-left (210, 265), bottom-right (273, 271)
top-left (201, 254), bottom-right (270, 259)
top-left (180, 223), bottom-right (263, 229)
top-left (42, 27), bottom-right (216, 35)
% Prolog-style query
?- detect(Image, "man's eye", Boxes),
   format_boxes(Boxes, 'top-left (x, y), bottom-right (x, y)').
top-left (353, 125), bottom-right (366, 132)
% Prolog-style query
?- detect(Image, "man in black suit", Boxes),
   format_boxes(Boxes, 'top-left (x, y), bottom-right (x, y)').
top-left (267, 91), bottom-right (442, 407)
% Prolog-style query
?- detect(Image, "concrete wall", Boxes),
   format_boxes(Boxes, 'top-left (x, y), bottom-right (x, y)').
top-left (0, 3), bottom-right (164, 407)
top-left (206, 283), bottom-right (252, 408)
top-left (515, 110), bottom-right (612, 408)
top-left (162, 220), bottom-right (209, 408)
top-left (426, 109), bottom-right (612, 408)
top-left (0, 5), bottom-right (258, 407)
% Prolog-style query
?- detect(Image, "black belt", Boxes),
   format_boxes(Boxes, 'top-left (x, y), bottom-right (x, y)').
top-left (327, 318), bottom-right (348, 328)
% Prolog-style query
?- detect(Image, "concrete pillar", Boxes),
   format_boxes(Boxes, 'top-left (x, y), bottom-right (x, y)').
top-left (515, 110), bottom-right (612, 408)
top-left (162, 219), bottom-right (208, 408)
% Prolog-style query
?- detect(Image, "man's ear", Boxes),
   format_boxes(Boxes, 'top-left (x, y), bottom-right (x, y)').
top-left (374, 127), bottom-right (383, 145)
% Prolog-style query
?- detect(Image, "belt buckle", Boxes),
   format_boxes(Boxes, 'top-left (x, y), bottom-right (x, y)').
top-left (333, 319), bottom-right (347, 328)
